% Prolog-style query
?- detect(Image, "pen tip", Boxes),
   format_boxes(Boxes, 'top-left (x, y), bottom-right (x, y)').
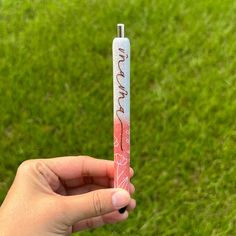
top-left (119, 206), bottom-right (127, 214)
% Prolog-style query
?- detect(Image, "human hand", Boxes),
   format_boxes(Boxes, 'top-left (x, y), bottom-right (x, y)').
top-left (0, 156), bottom-right (135, 236)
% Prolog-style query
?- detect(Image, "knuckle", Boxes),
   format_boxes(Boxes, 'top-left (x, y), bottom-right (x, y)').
top-left (92, 191), bottom-right (103, 215)
top-left (17, 159), bottom-right (44, 175)
top-left (17, 160), bottom-right (35, 173)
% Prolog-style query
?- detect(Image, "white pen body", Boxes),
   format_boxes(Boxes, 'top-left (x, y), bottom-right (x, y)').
top-left (113, 37), bottom-right (130, 191)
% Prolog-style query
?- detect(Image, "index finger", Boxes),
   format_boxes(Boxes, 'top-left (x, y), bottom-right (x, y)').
top-left (43, 156), bottom-right (114, 180)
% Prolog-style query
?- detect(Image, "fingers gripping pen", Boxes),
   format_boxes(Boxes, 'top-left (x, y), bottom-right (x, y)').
top-left (113, 24), bottom-right (130, 213)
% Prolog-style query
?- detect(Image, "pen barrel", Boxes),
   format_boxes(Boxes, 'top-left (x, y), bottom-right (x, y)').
top-left (113, 37), bottom-right (130, 192)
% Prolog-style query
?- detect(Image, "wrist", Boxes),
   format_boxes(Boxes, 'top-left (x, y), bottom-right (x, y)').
top-left (0, 208), bottom-right (19, 236)
top-left (0, 218), bottom-right (12, 236)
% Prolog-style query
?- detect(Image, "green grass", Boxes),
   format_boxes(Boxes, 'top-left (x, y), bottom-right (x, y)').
top-left (1, 0), bottom-right (236, 235)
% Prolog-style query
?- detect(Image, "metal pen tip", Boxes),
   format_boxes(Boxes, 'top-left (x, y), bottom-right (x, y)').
top-left (117, 24), bottom-right (125, 38)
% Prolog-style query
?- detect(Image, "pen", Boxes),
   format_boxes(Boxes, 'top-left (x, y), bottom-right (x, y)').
top-left (113, 24), bottom-right (130, 213)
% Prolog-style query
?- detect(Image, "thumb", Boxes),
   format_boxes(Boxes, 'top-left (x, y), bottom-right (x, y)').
top-left (61, 188), bottom-right (130, 224)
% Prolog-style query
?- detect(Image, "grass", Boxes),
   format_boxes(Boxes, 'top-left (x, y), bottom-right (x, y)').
top-left (1, 0), bottom-right (236, 235)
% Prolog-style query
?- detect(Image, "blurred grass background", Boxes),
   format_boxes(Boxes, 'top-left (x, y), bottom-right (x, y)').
top-left (1, 0), bottom-right (236, 235)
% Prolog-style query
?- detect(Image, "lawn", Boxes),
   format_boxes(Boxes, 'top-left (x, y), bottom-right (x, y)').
top-left (1, 0), bottom-right (236, 235)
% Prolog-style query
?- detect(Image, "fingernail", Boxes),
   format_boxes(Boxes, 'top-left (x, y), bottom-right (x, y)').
top-left (112, 190), bottom-right (130, 209)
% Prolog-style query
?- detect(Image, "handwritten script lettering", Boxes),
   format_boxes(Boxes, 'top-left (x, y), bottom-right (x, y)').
top-left (116, 48), bottom-right (128, 151)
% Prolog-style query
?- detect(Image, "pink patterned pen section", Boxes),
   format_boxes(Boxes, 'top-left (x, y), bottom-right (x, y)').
top-left (113, 24), bottom-right (130, 192)
top-left (114, 121), bottom-right (130, 191)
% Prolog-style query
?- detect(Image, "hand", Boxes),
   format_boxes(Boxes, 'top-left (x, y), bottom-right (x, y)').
top-left (0, 156), bottom-right (135, 236)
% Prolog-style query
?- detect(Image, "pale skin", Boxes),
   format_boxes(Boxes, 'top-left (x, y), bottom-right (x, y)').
top-left (0, 156), bottom-right (136, 236)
